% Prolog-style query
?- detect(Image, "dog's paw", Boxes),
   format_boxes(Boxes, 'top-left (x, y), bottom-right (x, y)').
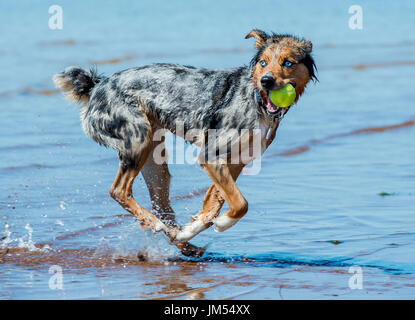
top-left (177, 242), bottom-right (207, 258)
top-left (172, 219), bottom-right (209, 244)
top-left (213, 215), bottom-right (240, 232)
top-left (153, 220), bottom-right (170, 233)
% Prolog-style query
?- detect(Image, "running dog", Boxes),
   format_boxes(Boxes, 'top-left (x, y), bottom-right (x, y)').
top-left (53, 30), bottom-right (317, 257)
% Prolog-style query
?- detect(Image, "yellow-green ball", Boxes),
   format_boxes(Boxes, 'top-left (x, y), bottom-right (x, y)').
top-left (269, 83), bottom-right (296, 108)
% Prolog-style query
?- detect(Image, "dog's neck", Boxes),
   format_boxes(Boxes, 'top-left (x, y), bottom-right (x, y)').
top-left (249, 83), bottom-right (291, 148)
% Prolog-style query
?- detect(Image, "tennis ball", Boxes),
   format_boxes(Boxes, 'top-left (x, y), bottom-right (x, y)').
top-left (269, 83), bottom-right (296, 108)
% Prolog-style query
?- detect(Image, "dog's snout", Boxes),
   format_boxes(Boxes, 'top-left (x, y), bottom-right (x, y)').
top-left (260, 75), bottom-right (275, 90)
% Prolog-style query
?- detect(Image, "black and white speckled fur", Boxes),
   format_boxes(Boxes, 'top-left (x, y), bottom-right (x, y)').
top-left (53, 31), bottom-right (315, 250)
top-left (55, 63), bottom-right (281, 167)
top-left (89, 64), bottom-right (269, 161)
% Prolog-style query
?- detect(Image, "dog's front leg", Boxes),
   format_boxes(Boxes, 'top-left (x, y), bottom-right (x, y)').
top-left (173, 164), bottom-right (246, 243)
top-left (204, 163), bottom-right (248, 232)
top-left (172, 184), bottom-right (223, 243)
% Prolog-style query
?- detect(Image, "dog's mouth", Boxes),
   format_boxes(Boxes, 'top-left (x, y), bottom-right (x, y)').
top-left (262, 82), bottom-right (295, 116)
top-left (264, 91), bottom-right (290, 118)
top-left (255, 86), bottom-right (293, 118)
top-left (266, 92), bottom-right (278, 114)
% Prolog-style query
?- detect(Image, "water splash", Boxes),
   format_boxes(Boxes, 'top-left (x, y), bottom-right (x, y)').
top-left (0, 223), bottom-right (13, 249)
top-left (93, 221), bottom-right (177, 263)
top-left (1, 223), bottom-right (51, 252)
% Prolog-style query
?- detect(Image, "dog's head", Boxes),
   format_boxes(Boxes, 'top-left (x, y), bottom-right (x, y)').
top-left (246, 29), bottom-right (317, 115)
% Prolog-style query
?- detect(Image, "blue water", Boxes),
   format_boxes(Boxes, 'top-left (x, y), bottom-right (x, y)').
top-left (1, 0), bottom-right (415, 299)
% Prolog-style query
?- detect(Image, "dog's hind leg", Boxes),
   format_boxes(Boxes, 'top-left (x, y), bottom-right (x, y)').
top-left (110, 159), bottom-right (175, 237)
top-left (173, 164), bottom-right (244, 243)
top-left (141, 136), bottom-right (175, 222)
top-left (108, 129), bottom-right (178, 243)
top-left (140, 137), bottom-right (206, 257)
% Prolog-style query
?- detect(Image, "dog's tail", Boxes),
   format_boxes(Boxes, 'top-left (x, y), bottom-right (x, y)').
top-left (53, 66), bottom-right (102, 103)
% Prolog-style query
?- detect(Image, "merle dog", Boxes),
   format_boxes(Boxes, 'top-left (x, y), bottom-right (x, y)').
top-left (53, 30), bottom-right (317, 257)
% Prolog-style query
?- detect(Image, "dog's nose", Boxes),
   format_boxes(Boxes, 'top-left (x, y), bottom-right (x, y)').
top-left (260, 75), bottom-right (275, 90)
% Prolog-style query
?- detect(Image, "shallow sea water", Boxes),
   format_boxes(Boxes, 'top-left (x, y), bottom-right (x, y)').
top-left (1, 0), bottom-right (415, 299)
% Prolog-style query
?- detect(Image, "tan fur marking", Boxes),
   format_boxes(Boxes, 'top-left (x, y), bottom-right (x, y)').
top-left (245, 30), bottom-right (267, 48)
top-left (251, 38), bottom-right (313, 104)
top-left (202, 163), bottom-right (247, 220)
top-left (192, 164), bottom-right (244, 224)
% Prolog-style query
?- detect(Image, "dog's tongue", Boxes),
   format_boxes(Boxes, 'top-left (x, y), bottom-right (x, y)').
top-left (267, 96), bottom-right (278, 113)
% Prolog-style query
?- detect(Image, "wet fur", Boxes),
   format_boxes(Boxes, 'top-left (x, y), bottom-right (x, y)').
top-left (53, 30), bottom-right (317, 256)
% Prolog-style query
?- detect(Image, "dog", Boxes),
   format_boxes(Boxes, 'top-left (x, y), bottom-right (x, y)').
top-left (53, 29), bottom-right (317, 257)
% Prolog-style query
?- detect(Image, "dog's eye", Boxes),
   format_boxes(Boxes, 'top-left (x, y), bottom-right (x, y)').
top-left (259, 60), bottom-right (267, 67)
top-left (283, 60), bottom-right (294, 67)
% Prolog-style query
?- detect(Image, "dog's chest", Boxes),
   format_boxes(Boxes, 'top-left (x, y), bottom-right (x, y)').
top-left (259, 119), bottom-right (278, 150)
top-left (259, 121), bottom-right (270, 140)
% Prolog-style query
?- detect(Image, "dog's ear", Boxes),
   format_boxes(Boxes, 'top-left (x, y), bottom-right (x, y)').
top-left (245, 29), bottom-right (269, 48)
top-left (302, 40), bottom-right (313, 53)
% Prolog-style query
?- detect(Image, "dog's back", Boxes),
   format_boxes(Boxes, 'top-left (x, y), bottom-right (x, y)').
top-left (54, 63), bottom-right (259, 153)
